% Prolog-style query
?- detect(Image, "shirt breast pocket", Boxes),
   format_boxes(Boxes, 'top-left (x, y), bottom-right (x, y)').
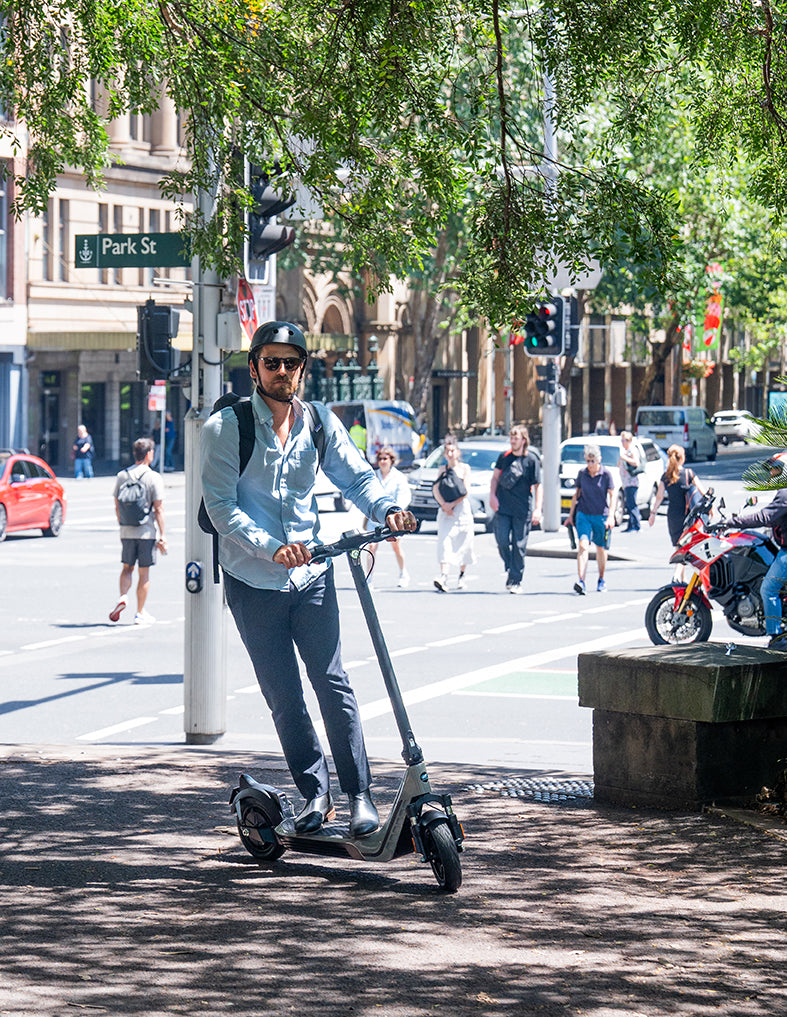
top-left (285, 449), bottom-right (319, 494)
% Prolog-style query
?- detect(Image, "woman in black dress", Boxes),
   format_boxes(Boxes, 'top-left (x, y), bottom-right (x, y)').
top-left (648, 444), bottom-right (705, 580)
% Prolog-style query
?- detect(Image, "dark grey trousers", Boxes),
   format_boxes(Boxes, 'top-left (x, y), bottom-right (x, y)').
top-left (224, 568), bottom-right (371, 799)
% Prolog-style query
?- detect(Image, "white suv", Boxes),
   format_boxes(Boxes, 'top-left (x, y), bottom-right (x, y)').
top-left (711, 410), bottom-right (760, 445)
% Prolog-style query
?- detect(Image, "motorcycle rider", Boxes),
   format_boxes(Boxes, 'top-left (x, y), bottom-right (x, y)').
top-left (732, 452), bottom-right (787, 650)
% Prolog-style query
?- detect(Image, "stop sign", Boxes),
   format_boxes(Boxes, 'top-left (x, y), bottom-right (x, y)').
top-left (237, 277), bottom-right (259, 344)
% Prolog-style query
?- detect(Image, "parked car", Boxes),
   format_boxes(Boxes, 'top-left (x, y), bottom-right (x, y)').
top-left (408, 437), bottom-right (534, 531)
top-left (634, 405), bottom-right (717, 461)
top-left (0, 450), bottom-right (67, 541)
top-left (559, 435), bottom-right (664, 526)
top-left (711, 409), bottom-right (760, 445)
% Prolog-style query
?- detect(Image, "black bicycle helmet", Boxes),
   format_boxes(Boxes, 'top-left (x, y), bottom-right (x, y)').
top-left (249, 321), bottom-right (308, 361)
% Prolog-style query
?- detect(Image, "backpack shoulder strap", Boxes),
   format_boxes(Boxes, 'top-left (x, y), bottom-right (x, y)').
top-left (303, 401), bottom-right (326, 464)
top-left (231, 399), bottom-right (256, 476)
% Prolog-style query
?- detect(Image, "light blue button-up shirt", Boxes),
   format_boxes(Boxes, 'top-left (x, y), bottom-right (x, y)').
top-left (200, 392), bottom-right (400, 590)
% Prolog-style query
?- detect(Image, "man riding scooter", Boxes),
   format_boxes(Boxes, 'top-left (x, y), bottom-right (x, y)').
top-left (201, 320), bottom-right (416, 837)
top-left (732, 451), bottom-right (787, 650)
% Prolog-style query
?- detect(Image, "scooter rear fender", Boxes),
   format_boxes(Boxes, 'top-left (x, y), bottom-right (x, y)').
top-left (229, 773), bottom-right (294, 828)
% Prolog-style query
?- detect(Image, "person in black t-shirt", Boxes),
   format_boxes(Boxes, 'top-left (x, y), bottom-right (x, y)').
top-left (489, 425), bottom-right (542, 594)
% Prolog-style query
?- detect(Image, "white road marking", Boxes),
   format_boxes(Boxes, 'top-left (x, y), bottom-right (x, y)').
top-left (159, 705), bottom-right (185, 715)
top-left (483, 622), bottom-right (534, 634)
top-left (77, 716), bottom-right (158, 741)
top-left (426, 634), bottom-right (483, 648)
top-left (21, 635), bottom-right (87, 651)
top-left (357, 627), bottom-right (648, 722)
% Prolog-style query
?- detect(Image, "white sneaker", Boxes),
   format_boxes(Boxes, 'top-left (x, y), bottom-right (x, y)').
top-left (109, 596), bottom-right (128, 623)
top-left (433, 576), bottom-right (448, 593)
top-left (134, 610), bottom-right (156, 625)
top-left (398, 570), bottom-right (410, 588)
top-left (508, 584), bottom-right (523, 595)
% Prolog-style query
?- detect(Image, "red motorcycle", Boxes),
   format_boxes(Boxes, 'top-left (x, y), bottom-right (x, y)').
top-left (645, 491), bottom-right (784, 644)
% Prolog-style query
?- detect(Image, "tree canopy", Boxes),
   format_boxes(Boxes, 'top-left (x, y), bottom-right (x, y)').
top-left (4, 0), bottom-right (787, 326)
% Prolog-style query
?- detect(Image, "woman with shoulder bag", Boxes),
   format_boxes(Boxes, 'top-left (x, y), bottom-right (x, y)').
top-left (649, 444), bottom-right (705, 581)
top-left (432, 437), bottom-right (476, 591)
top-left (617, 431), bottom-right (642, 532)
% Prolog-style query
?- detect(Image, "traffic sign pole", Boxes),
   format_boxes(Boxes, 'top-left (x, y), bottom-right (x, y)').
top-left (183, 179), bottom-right (226, 745)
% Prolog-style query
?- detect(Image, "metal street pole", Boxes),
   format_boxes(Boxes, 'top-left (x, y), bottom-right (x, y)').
top-left (541, 360), bottom-right (563, 532)
top-left (540, 68), bottom-right (563, 533)
top-left (183, 184), bottom-right (226, 744)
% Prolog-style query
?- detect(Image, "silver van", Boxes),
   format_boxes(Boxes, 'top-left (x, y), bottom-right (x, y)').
top-left (635, 405), bottom-right (717, 461)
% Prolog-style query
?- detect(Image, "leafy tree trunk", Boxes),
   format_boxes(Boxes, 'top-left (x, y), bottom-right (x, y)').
top-left (407, 231), bottom-right (451, 429)
top-left (636, 312), bottom-right (681, 406)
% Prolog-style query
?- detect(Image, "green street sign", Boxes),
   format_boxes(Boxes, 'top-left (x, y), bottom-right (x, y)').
top-left (74, 232), bottom-right (192, 269)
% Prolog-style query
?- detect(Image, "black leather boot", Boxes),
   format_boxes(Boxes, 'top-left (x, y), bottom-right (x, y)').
top-left (348, 789), bottom-right (379, 838)
top-left (294, 792), bottom-right (335, 834)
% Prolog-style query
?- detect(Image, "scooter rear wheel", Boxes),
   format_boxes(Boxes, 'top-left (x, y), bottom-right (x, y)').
top-left (645, 586), bottom-right (712, 645)
top-left (423, 819), bottom-right (462, 892)
top-left (237, 802), bottom-right (286, 861)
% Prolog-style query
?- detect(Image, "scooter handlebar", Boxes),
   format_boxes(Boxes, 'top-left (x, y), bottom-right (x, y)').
top-left (310, 526), bottom-right (408, 563)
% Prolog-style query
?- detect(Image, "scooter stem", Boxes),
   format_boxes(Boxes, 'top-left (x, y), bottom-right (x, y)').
top-left (347, 548), bottom-right (423, 765)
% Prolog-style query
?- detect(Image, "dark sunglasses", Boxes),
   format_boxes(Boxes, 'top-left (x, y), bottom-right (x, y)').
top-left (259, 356), bottom-right (304, 372)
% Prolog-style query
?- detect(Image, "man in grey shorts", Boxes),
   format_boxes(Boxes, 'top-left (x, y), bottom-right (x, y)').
top-left (110, 437), bottom-right (167, 625)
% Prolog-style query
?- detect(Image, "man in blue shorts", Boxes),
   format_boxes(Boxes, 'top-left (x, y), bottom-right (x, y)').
top-left (565, 443), bottom-right (614, 594)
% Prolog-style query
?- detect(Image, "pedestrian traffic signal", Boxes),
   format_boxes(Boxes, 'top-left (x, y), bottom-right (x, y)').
top-left (137, 299), bottom-right (180, 382)
top-left (522, 296), bottom-right (566, 357)
top-left (246, 164), bottom-right (296, 281)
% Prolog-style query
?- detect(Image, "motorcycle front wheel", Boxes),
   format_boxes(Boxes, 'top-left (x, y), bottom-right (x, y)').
top-left (645, 586), bottom-right (713, 645)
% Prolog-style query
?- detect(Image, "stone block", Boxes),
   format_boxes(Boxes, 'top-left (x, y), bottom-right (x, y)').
top-left (578, 643), bottom-right (787, 809)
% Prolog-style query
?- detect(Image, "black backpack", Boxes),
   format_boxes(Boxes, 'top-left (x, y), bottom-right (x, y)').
top-left (116, 466), bottom-right (152, 526)
top-left (198, 394), bottom-right (326, 583)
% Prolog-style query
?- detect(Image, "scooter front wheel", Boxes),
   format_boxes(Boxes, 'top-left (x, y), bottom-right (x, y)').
top-left (422, 819), bottom-right (462, 893)
top-left (645, 586), bottom-right (712, 645)
top-left (237, 802), bottom-right (286, 861)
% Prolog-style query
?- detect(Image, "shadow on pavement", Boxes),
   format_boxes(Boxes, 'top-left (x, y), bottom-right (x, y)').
top-left (0, 746), bottom-right (785, 1016)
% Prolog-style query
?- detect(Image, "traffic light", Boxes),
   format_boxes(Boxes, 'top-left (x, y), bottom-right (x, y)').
top-left (522, 296), bottom-right (566, 357)
top-left (535, 364), bottom-right (557, 395)
top-left (137, 299), bottom-right (180, 382)
top-left (245, 163), bottom-right (296, 281)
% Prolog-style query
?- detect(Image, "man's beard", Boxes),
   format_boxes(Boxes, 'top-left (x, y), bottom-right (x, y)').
top-left (255, 379), bottom-right (295, 403)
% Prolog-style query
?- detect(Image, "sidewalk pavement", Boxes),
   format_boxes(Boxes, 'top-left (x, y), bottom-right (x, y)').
top-left (526, 524), bottom-right (670, 565)
top-left (1, 743), bottom-right (786, 1017)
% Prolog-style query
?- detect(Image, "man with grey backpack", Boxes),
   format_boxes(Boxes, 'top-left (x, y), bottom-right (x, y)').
top-left (109, 437), bottom-right (167, 625)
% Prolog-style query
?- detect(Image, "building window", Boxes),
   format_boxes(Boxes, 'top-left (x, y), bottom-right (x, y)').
top-left (42, 200), bottom-right (53, 281)
top-left (57, 199), bottom-right (68, 282)
top-left (129, 113), bottom-right (152, 144)
top-left (98, 203), bottom-right (108, 285)
top-left (0, 170), bottom-right (7, 299)
top-left (137, 206), bottom-right (145, 287)
top-left (113, 205), bottom-right (123, 285)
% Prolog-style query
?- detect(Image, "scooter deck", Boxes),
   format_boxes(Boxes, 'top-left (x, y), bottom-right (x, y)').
top-left (273, 763), bottom-right (435, 862)
top-left (275, 815), bottom-right (414, 861)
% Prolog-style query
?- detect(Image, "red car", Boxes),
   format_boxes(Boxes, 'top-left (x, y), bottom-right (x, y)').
top-left (0, 450), bottom-right (67, 541)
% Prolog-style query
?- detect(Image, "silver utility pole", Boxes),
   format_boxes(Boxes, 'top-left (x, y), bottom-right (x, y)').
top-left (540, 68), bottom-right (564, 533)
top-left (183, 182), bottom-right (226, 744)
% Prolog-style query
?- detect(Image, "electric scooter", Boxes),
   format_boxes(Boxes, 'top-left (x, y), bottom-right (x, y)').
top-left (229, 526), bottom-right (465, 892)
